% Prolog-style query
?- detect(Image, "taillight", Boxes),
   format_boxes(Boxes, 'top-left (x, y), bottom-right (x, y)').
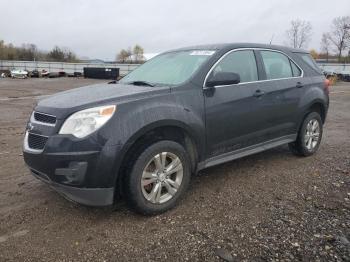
top-left (324, 79), bottom-right (330, 94)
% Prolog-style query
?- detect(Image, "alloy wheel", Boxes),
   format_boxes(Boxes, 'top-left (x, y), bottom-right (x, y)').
top-left (304, 119), bottom-right (320, 151)
top-left (141, 152), bottom-right (183, 204)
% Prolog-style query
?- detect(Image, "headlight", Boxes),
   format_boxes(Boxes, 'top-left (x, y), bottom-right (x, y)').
top-left (59, 105), bottom-right (116, 138)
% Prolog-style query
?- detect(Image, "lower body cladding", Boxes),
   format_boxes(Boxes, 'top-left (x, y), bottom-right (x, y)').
top-left (23, 133), bottom-right (123, 206)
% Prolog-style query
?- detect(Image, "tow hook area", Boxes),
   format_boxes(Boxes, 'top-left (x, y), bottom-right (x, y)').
top-left (55, 161), bottom-right (88, 185)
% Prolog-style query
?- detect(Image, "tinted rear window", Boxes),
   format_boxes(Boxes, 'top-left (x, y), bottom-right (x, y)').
top-left (296, 53), bottom-right (322, 74)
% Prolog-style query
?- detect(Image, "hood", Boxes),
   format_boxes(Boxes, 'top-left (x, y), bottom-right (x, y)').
top-left (36, 83), bottom-right (170, 119)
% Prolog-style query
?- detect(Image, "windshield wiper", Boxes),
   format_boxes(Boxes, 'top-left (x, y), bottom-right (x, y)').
top-left (126, 81), bottom-right (155, 87)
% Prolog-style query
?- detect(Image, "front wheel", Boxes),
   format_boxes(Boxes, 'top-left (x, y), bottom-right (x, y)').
top-left (124, 140), bottom-right (191, 215)
top-left (289, 112), bottom-right (323, 156)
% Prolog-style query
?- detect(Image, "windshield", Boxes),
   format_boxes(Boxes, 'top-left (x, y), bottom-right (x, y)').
top-left (120, 50), bottom-right (215, 86)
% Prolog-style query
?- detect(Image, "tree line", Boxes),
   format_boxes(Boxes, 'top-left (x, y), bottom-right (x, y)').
top-left (116, 45), bottom-right (145, 63)
top-left (0, 40), bottom-right (79, 62)
top-left (285, 16), bottom-right (350, 62)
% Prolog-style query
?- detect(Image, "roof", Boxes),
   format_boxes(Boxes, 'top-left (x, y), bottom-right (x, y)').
top-left (168, 43), bottom-right (308, 54)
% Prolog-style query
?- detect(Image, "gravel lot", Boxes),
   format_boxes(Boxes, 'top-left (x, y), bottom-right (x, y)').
top-left (0, 78), bottom-right (349, 261)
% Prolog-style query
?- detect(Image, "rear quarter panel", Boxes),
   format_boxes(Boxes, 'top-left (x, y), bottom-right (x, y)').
top-left (297, 75), bottom-right (328, 127)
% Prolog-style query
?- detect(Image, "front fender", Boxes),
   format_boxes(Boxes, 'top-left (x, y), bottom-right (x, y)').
top-left (99, 87), bottom-right (205, 186)
top-left (109, 93), bottom-right (205, 146)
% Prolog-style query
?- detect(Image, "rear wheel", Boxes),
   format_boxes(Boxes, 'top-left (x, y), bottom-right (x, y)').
top-left (124, 140), bottom-right (191, 215)
top-left (289, 112), bottom-right (323, 156)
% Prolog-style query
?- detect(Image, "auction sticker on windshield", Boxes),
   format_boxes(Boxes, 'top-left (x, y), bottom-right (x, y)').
top-left (190, 50), bottom-right (215, 56)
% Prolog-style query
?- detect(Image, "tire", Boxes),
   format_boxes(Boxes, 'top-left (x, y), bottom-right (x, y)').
top-left (124, 140), bottom-right (191, 215)
top-left (289, 112), bottom-right (323, 157)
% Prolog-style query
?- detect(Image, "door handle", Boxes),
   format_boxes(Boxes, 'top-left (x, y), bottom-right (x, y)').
top-left (253, 89), bottom-right (265, 98)
top-left (296, 82), bottom-right (304, 88)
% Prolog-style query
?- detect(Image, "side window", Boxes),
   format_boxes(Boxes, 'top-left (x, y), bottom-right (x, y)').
top-left (297, 53), bottom-right (322, 74)
top-left (260, 51), bottom-right (293, 80)
top-left (212, 50), bottom-right (258, 83)
top-left (290, 60), bottom-right (302, 77)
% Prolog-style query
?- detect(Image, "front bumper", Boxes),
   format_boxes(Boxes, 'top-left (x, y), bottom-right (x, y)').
top-left (23, 131), bottom-right (123, 207)
top-left (31, 168), bottom-right (114, 206)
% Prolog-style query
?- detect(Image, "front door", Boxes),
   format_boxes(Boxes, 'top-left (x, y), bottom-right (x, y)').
top-left (204, 49), bottom-right (267, 158)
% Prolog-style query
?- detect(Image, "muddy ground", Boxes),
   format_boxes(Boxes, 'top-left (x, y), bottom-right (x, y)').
top-left (0, 78), bottom-right (349, 261)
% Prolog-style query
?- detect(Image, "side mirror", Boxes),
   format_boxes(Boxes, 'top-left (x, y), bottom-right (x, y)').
top-left (206, 72), bottom-right (240, 87)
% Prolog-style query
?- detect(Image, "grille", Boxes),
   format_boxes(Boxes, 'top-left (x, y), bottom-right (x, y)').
top-left (34, 112), bottom-right (56, 125)
top-left (28, 133), bottom-right (48, 150)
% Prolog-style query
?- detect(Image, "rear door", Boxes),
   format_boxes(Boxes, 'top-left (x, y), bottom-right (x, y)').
top-left (255, 50), bottom-right (304, 139)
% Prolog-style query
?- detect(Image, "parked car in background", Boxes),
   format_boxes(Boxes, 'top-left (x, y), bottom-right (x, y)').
top-left (41, 70), bottom-right (49, 77)
top-left (30, 70), bottom-right (40, 78)
top-left (338, 71), bottom-right (350, 82)
top-left (23, 43), bottom-right (329, 215)
top-left (10, 69), bottom-right (28, 79)
top-left (0, 70), bottom-right (10, 78)
top-left (322, 69), bottom-right (335, 79)
top-left (58, 71), bottom-right (66, 77)
top-left (67, 72), bottom-right (83, 77)
top-left (48, 72), bottom-right (60, 78)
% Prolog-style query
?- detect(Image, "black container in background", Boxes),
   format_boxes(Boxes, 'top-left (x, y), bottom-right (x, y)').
top-left (83, 67), bottom-right (119, 80)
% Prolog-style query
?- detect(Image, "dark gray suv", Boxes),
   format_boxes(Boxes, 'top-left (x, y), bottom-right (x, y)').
top-left (23, 43), bottom-right (330, 215)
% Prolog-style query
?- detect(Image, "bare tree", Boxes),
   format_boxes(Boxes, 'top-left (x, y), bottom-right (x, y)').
top-left (328, 16), bottom-right (350, 61)
top-left (117, 49), bottom-right (130, 63)
top-left (310, 49), bottom-right (319, 59)
top-left (47, 46), bottom-right (78, 62)
top-left (320, 33), bottom-right (332, 62)
top-left (285, 19), bottom-right (312, 49)
top-left (117, 47), bottom-right (137, 63)
top-left (133, 44), bottom-right (144, 62)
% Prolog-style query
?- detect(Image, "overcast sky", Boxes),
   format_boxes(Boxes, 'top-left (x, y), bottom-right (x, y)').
top-left (1, 0), bottom-right (349, 60)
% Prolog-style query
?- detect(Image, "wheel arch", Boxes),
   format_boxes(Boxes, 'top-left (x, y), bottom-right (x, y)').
top-left (112, 120), bottom-right (203, 198)
top-left (296, 99), bottom-right (327, 135)
top-left (308, 101), bottom-right (326, 123)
